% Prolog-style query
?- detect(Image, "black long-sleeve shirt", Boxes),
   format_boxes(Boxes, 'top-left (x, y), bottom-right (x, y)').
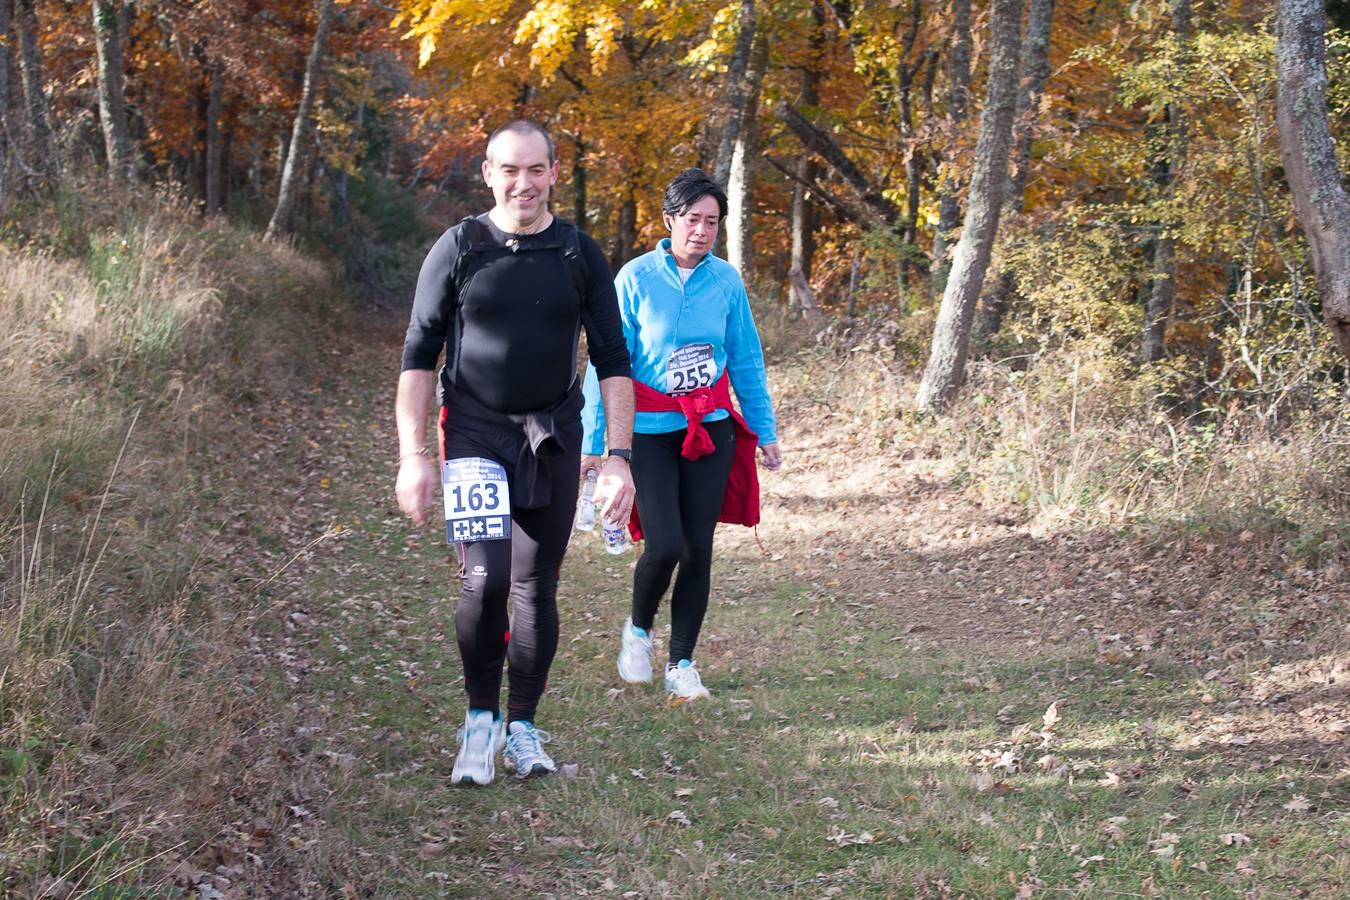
top-left (401, 215), bottom-right (631, 414)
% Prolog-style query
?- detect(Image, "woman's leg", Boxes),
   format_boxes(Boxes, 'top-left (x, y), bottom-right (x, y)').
top-left (666, 418), bottom-right (735, 664)
top-left (630, 429), bottom-right (686, 632)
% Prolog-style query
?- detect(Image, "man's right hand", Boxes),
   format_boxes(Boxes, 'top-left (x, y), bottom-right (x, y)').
top-left (396, 455), bottom-right (438, 526)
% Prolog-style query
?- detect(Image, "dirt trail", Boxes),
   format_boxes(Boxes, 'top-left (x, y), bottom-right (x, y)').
top-left (208, 308), bottom-right (1347, 894)
top-left (255, 307), bottom-right (1347, 762)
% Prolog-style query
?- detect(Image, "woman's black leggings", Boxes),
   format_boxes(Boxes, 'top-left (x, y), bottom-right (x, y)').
top-left (630, 418), bottom-right (736, 665)
top-left (445, 421), bottom-right (579, 725)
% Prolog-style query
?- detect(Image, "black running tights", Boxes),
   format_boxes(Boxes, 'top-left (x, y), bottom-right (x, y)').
top-left (630, 418), bottom-right (736, 665)
top-left (454, 460), bottom-right (577, 725)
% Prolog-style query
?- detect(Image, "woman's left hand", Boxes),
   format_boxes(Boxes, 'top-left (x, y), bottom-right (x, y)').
top-left (759, 442), bottom-right (783, 470)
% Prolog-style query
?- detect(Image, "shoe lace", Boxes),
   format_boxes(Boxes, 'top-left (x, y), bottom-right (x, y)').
top-left (671, 665), bottom-right (705, 693)
top-left (507, 725), bottom-right (551, 760)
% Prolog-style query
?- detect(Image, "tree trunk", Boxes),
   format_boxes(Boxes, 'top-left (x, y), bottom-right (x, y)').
top-left (712, 0), bottom-right (757, 188)
top-left (1141, 0), bottom-right (1190, 364)
top-left (222, 125), bottom-right (233, 211)
top-left (612, 191), bottom-right (637, 272)
top-left (572, 134), bottom-right (586, 227)
top-left (266, 0), bottom-right (337, 241)
top-left (897, 0), bottom-right (926, 289)
top-left (93, 0), bottom-right (133, 182)
top-left (205, 56), bottom-right (224, 213)
top-left (776, 102), bottom-right (904, 228)
top-left (332, 101), bottom-right (359, 224)
top-left (727, 31), bottom-right (767, 278)
top-left (1275, 0), bottom-right (1350, 358)
top-left (789, 1), bottom-right (826, 318)
top-left (915, 0), bottom-right (1024, 413)
top-left (974, 0), bottom-right (1057, 341)
top-left (13, 0), bottom-right (55, 179)
top-left (931, 0), bottom-right (973, 301)
top-left (0, 0), bottom-right (10, 213)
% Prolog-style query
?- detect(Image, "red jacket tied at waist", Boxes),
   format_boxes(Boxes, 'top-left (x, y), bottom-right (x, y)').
top-left (628, 374), bottom-right (760, 540)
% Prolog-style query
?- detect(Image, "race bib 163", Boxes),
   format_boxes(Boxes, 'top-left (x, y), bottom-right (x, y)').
top-left (442, 457), bottom-right (510, 543)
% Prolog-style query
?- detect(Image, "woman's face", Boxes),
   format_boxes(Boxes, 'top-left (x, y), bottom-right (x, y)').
top-left (664, 194), bottom-right (721, 266)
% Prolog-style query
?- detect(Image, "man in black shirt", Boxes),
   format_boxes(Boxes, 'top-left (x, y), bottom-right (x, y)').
top-left (396, 120), bottom-right (635, 785)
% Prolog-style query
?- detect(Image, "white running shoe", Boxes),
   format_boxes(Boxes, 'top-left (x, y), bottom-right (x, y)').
top-left (664, 659), bottom-right (711, 701)
top-left (503, 721), bottom-right (557, 779)
top-left (617, 619), bottom-right (654, 683)
top-left (451, 709), bottom-right (505, 786)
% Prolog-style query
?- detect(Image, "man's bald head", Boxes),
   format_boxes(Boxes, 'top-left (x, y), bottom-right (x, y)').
top-left (486, 120), bottom-right (556, 165)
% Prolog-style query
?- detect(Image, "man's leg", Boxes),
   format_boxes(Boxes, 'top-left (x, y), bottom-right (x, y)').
top-left (498, 455), bottom-right (578, 778)
top-left (455, 538), bottom-right (513, 716)
top-left (451, 537), bottom-right (512, 785)
top-left (503, 452), bottom-right (580, 725)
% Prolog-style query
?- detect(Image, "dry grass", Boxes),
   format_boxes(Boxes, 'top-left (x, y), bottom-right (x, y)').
top-left (0, 178), bottom-right (346, 895)
top-left (773, 315), bottom-right (1350, 571)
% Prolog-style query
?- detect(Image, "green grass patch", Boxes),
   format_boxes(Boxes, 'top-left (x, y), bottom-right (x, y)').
top-left (291, 460), bottom-right (1348, 897)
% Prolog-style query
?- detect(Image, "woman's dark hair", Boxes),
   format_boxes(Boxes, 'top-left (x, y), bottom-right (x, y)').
top-left (662, 168), bottom-right (728, 219)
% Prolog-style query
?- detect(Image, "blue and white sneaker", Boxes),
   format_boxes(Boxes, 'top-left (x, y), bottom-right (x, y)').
top-left (451, 709), bottom-right (505, 786)
top-left (664, 659), bottom-right (711, 702)
top-left (503, 721), bottom-right (557, 779)
top-left (617, 619), bottom-right (654, 683)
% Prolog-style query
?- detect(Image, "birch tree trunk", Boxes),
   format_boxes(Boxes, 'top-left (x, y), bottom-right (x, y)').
top-left (14, 0), bottom-right (55, 179)
top-left (266, 0), bottom-right (336, 241)
top-left (1141, 0), bottom-right (1190, 364)
top-left (931, 0), bottom-right (972, 300)
top-left (712, 0), bottom-right (756, 188)
top-left (727, 32), bottom-right (767, 278)
top-left (93, 0), bottom-right (133, 182)
top-left (205, 56), bottom-right (224, 213)
top-left (915, 0), bottom-right (1024, 413)
top-left (1275, 0), bottom-right (1350, 358)
top-left (789, 1), bottom-right (826, 318)
top-left (974, 0), bottom-right (1057, 341)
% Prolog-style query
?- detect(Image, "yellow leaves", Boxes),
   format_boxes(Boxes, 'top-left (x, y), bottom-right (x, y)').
top-left (515, 1), bottom-right (581, 80)
top-left (392, 0), bottom-right (516, 67)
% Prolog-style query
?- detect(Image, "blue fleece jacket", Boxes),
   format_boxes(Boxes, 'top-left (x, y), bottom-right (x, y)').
top-left (581, 240), bottom-right (778, 455)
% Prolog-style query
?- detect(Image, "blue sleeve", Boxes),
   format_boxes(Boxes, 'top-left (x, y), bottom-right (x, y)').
top-left (723, 281), bottom-right (777, 445)
top-left (580, 361), bottom-right (607, 455)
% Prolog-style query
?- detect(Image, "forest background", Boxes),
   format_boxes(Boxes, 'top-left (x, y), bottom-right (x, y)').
top-left (0, 0), bottom-right (1346, 895)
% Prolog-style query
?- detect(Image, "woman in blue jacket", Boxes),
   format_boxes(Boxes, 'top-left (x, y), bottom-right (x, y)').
top-left (581, 168), bottom-right (782, 701)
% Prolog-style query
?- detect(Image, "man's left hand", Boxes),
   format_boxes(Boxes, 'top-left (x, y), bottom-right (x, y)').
top-left (595, 455), bottom-right (635, 525)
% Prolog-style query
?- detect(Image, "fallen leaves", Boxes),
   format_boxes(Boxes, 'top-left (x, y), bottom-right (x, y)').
top-left (1282, 794), bottom-right (1313, 813)
top-left (826, 824), bottom-right (876, 847)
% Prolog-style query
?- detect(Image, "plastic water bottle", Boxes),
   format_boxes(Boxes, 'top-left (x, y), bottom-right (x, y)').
top-left (602, 518), bottom-right (629, 555)
top-left (574, 469), bottom-right (598, 532)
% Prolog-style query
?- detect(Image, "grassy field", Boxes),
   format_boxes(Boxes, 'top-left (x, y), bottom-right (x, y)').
top-left (262, 327), bottom-right (1347, 898)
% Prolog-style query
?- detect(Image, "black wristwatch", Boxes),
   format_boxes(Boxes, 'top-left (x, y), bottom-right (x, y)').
top-left (607, 448), bottom-right (632, 463)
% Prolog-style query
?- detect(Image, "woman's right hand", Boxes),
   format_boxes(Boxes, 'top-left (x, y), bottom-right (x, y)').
top-left (579, 454), bottom-right (604, 480)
